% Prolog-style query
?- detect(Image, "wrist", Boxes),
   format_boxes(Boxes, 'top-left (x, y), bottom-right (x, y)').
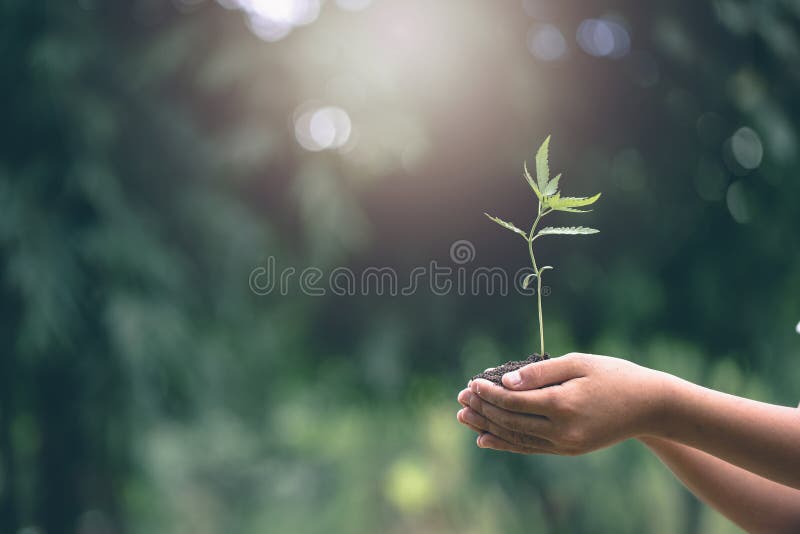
top-left (636, 369), bottom-right (685, 439)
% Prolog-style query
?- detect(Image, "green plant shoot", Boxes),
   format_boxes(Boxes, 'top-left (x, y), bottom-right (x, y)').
top-left (485, 136), bottom-right (601, 355)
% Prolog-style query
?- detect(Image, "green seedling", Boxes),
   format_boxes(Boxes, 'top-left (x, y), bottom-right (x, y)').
top-left (485, 136), bottom-right (601, 356)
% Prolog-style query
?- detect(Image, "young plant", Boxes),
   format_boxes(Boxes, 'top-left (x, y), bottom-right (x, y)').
top-left (485, 136), bottom-right (601, 356)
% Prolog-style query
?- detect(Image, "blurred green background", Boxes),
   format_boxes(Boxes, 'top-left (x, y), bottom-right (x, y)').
top-left (2, 1), bottom-right (800, 533)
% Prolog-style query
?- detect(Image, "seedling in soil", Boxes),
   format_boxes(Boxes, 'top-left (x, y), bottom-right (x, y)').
top-left (473, 136), bottom-right (601, 385)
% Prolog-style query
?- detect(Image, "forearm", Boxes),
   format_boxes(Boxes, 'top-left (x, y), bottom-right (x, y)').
top-left (641, 436), bottom-right (800, 533)
top-left (651, 374), bottom-right (800, 490)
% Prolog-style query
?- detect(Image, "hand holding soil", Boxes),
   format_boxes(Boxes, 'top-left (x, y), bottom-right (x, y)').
top-left (457, 352), bottom-right (800, 532)
top-left (458, 353), bottom-right (670, 455)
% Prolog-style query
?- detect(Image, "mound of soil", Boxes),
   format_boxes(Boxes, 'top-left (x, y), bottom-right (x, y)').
top-left (471, 353), bottom-right (550, 386)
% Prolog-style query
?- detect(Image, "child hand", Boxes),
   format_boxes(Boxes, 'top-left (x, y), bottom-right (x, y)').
top-left (457, 353), bottom-right (671, 455)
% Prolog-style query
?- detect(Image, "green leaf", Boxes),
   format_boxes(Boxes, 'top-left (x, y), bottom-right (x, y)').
top-left (522, 273), bottom-right (536, 289)
top-left (535, 226), bottom-right (599, 238)
top-left (543, 192), bottom-right (593, 212)
top-left (539, 265), bottom-right (554, 274)
top-left (553, 207), bottom-right (593, 213)
top-left (542, 173), bottom-right (561, 197)
top-left (523, 161), bottom-right (543, 200)
top-left (484, 213), bottom-right (528, 239)
top-left (542, 192), bottom-right (558, 207)
top-left (535, 135), bottom-right (551, 191)
top-left (547, 192), bottom-right (601, 211)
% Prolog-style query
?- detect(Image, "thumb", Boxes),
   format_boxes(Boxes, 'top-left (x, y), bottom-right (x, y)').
top-left (502, 354), bottom-right (586, 390)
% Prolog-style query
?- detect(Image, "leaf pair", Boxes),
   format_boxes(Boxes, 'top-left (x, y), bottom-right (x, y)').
top-left (484, 214), bottom-right (600, 240)
top-left (523, 136), bottom-right (601, 214)
top-left (524, 135), bottom-right (559, 199)
top-left (486, 135), bottom-right (602, 240)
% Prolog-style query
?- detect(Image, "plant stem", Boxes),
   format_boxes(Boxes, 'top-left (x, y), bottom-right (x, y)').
top-left (528, 204), bottom-right (546, 355)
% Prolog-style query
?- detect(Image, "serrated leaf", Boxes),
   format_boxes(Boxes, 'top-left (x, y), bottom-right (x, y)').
top-left (535, 226), bottom-right (599, 238)
top-left (542, 173), bottom-right (561, 197)
top-left (523, 161), bottom-right (543, 200)
top-left (484, 213), bottom-right (528, 239)
top-left (547, 192), bottom-right (602, 210)
top-left (554, 207), bottom-right (592, 213)
top-left (522, 273), bottom-right (536, 289)
top-left (535, 135), bottom-right (551, 191)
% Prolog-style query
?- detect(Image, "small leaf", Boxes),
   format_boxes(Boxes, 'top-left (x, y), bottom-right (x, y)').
top-left (554, 207), bottom-right (592, 213)
top-left (548, 193), bottom-right (602, 211)
top-left (535, 135), bottom-right (551, 191)
top-left (543, 192), bottom-right (588, 211)
top-left (539, 266), bottom-right (554, 274)
top-left (523, 161), bottom-right (543, 200)
top-left (484, 213), bottom-right (528, 239)
top-left (536, 226), bottom-right (599, 238)
top-left (522, 273), bottom-right (536, 289)
top-left (542, 173), bottom-right (561, 197)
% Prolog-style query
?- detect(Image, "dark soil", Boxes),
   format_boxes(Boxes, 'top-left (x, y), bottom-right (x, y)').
top-left (471, 353), bottom-right (550, 386)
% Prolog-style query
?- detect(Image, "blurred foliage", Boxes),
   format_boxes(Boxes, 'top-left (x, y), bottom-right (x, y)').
top-left (1, 0), bottom-right (800, 533)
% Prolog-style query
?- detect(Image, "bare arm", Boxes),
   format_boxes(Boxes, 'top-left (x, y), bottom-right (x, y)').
top-left (458, 354), bottom-right (800, 490)
top-left (640, 436), bottom-right (800, 534)
top-left (465, 354), bottom-right (800, 489)
top-left (654, 376), bottom-right (800, 491)
top-left (458, 353), bottom-right (800, 531)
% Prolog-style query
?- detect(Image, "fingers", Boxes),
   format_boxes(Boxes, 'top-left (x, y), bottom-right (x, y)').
top-left (456, 408), bottom-right (484, 434)
top-left (470, 379), bottom-right (554, 415)
top-left (502, 353), bottom-right (588, 390)
top-left (457, 388), bottom-right (471, 408)
top-left (469, 393), bottom-right (552, 437)
top-left (477, 432), bottom-right (552, 455)
top-left (458, 388), bottom-right (553, 454)
top-left (459, 407), bottom-right (553, 450)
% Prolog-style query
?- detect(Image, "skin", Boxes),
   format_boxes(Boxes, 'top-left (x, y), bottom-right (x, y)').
top-left (456, 352), bottom-right (800, 533)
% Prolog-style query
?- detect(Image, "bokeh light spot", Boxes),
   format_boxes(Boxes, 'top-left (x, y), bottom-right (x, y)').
top-left (223, 0), bottom-right (321, 41)
top-left (577, 18), bottom-right (630, 58)
top-left (295, 104), bottom-right (352, 152)
top-left (527, 24), bottom-right (567, 61)
top-left (730, 127), bottom-right (763, 170)
top-left (385, 457), bottom-right (434, 514)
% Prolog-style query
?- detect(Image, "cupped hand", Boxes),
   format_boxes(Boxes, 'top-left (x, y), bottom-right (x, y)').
top-left (457, 353), bottom-right (671, 455)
